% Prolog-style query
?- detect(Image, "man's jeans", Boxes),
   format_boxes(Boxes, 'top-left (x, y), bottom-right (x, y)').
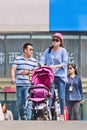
top-left (16, 85), bottom-right (32, 120)
top-left (54, 76), bottom-right (66, 115)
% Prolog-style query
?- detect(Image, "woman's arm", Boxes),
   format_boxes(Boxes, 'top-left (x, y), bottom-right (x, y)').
top-left (50, 49), bottom-right (68, 69)
top-left (39, 49), bottom-right (48, 66)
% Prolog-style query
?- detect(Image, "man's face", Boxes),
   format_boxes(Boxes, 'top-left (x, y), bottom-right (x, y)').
top-left (24, 45), bottom-right (34, 57)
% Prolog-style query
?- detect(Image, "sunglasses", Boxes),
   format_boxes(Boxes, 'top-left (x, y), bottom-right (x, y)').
top-left (68, 67), bottom-right (72, 70)
top-left (52, 39), bottom-right (60, 42)
top-left (29, 48), bottom-right (34, 51)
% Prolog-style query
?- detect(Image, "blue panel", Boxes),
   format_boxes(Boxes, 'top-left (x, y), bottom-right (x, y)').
top-left (49, 0), bottom-right (87, 31)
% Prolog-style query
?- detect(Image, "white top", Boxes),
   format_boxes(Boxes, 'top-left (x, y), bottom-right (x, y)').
top-left (0, 103), bottom-right (4, 120)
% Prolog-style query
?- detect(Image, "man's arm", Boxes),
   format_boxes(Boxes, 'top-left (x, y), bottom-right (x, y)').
top-left (10, 66), bottom-right (16, 84)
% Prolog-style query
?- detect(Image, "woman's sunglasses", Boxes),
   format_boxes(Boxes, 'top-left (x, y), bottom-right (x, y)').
top-left (52, 39), bottom-right (60, 42)
top-left (68, 67), bottom-right (72, 70)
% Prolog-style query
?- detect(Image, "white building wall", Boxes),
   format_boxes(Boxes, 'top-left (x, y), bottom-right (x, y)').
top-left (0, 0), bottom-right (49, 32)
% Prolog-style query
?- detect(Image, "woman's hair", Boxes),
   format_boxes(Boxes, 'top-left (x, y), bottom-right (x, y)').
top-left (68, 63), bottom-right (78, 75)
top-left (58, 38), bottom-right (64, 47)
top-left (1, 103), bottom-right (8, 113)
top-left (48, 46), bottom-right (54, 53)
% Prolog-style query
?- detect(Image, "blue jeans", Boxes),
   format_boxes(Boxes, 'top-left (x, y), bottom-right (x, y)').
top-left (16, 85), bottom-right (32, 120)
top-left (49, 82), bottom-right (55, 108)
top-left (54, 76), bottom-right (66, 115)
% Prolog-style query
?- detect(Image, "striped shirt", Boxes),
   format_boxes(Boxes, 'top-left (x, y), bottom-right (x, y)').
top-left (12, 55), bottom-right (38, 86)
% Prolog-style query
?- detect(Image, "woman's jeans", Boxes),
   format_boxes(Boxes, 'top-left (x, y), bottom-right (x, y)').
top-left (66, 101), bottom-right (81, 120)
top-left (54, 76), bottom-right (66, 115)
top-left (16, 85), bottom-right (32, 120)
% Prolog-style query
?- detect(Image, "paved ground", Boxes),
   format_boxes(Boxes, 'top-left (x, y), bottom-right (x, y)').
top-left (0, 121), bottom-right (87, 130)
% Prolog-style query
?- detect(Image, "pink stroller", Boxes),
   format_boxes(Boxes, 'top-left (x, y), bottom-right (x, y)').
top-left (28, 66), bottom-right (54, 120)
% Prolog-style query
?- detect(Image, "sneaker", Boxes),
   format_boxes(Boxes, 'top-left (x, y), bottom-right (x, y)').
top-left (56, 116), bottom-right (60, 121)
top-left (60, 115), bottom-right (64, 121)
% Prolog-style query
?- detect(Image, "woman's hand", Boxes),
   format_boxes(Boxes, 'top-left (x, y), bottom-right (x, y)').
top-left (49, 65), bottom-right (56, 69)
top-left (40, 64), bottom-right (45, 67)
top-left (80, 99), bottom-right (84, 105)
top-left (50, 64), bottom-right (62, 69)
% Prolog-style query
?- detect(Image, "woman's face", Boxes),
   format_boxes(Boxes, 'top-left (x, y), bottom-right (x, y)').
top-left (68, 65), bottom-right (75, 74)
top-left (2, 105), bottom-right (7, 113)
top-left (52, 36), bottom-right (61, 47)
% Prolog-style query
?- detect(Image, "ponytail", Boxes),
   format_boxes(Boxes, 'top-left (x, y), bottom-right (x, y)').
top-left (48, 46), bottom-right (53, 53)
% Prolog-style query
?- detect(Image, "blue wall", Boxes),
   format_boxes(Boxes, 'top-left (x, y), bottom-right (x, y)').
top-left (49, 0), bottom-right (87, 31)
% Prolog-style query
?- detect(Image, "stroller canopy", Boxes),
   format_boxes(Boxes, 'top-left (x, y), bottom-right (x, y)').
top-left (32, 66), bottom-right (54, 89)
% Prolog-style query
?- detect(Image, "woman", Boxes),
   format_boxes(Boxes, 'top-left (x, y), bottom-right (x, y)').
top-left (40, 33), bottom-right (68, 120)
top-left (1, 103), bottom-right (13, 120)
top-left (65, 63), bottom-right (84, 120)
top-left (0, 103), bottom-right (4, 120)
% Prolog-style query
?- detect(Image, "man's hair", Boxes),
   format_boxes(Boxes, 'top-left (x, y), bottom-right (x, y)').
top-left (23, 43), bottom-right (33, 52)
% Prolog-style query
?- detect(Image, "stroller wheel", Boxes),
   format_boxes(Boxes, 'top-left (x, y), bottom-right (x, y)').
top-left (38, 115), bottom-right (49, 120)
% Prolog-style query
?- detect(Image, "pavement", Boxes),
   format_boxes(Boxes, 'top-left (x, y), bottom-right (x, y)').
top-left (0, 121), bottom-right (87, 130)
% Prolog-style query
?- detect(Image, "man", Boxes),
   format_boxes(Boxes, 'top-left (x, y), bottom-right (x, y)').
top-left (11, 43), bottom-right (38, 120)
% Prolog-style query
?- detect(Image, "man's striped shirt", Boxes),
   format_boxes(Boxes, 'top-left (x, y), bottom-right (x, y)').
top-left (12, 55), bottom-right (38, 86)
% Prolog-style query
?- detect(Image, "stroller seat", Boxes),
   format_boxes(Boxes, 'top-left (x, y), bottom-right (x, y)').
top-left (29, 84), bottom-right (52, 102)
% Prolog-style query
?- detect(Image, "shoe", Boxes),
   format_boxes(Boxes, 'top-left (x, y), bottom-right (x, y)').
top-left (56, 116), bottom-right (60, 121)
top-left (60, 115), bottom-right (64, 121)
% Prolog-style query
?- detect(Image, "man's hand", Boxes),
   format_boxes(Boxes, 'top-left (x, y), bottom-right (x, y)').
top-left (20, 70), bottom-right (30, 76)
top-left (10, 67), bottom-right (16, 84)
top-left (11, 78), bottom-right (15, 84)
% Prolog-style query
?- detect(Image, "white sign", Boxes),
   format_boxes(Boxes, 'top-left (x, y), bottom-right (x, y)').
top-left (0, 52), bottom-right (5, 64)
top-left (0, 51), bottom-right (74, 65)
top-left (9, 52), bottom-right (21, 64)
top-left (0, 52), bottom-right (21, 64)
